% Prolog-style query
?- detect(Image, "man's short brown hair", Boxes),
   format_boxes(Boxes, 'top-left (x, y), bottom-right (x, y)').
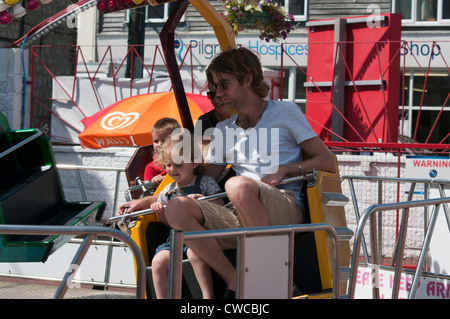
top-left (206, 47), bottom-right (270, 98)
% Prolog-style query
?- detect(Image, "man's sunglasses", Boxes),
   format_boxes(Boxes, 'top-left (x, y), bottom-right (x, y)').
top-left (207, 91), bottom-right (216, 100)
top-left (210, 77), bottom-right (237, 92)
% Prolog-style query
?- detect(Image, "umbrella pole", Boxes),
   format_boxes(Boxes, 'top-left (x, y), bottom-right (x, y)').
top-left (160, 0), bottom-right (194, 133)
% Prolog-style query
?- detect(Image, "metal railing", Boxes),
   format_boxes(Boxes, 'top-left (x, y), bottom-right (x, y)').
top-left (55, 164), bottom-right (134, 289)
top-left (56, 164), bottom-right (125, 214)
top-left (167, 223), bottom-right (353, 299)
top-left (0, 225), bottom-right (146, 299)
top-left (341, 175), bottom-right (450, 265)
top-left (347, 196), bottom-right (450, 299)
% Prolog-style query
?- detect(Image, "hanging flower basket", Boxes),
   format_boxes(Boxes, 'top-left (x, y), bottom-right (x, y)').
top-left (219, 0), bottom-right (295, 43)
top-left (240, 11), bottom-right (270, 28)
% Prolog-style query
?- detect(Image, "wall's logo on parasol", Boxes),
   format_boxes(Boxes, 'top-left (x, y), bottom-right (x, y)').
top-left (100, 111), bottom-right (140, 130)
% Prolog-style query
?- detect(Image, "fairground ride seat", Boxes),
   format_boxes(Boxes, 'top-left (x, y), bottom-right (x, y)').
top-left (300, 152), bottom-right (351, 298)
top-left (125, 152), bottom-right (351, 299)
top-left (0, 113), bottom-right (105, 263)
top-left (125, 145), bottom-right (155, 199)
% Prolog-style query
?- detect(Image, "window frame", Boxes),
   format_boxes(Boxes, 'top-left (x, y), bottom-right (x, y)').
top-left (145, 2), bottom-right (185, 23)
top-left (393, 0), bottom-right (450, 26)
top-left (283, 0), bottom-right (308, 21)
top-left (399, 71), bottom-right (450, 142)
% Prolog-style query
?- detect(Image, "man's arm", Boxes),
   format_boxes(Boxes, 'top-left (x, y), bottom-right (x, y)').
top-left (297, 136), bottom-right (336, 173)
top-left (203, 162), bottom-right (227, 181)
top-left (260, 136), bottom-right (335, 186)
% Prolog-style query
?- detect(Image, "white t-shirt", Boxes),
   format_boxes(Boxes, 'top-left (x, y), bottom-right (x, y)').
top-left (206, 100), bottom-right (317, 208)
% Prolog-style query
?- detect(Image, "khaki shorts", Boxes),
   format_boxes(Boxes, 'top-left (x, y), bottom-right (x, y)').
top-left (197, 180), bottom-right (305, 250)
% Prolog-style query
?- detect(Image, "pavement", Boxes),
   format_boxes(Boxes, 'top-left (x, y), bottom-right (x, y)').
top-left (0, 277), bottom-right (136, 299)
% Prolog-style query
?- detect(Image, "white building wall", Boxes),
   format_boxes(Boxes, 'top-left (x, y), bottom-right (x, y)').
top-left (0, 48), bottom-right (30, 130)
top-left (54, 145), bottom-right (134, 218)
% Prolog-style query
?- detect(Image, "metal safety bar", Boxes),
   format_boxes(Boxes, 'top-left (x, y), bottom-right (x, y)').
top-left (109, 169), bottom-right (319, 222)
top-left (127, 179), bottom-right (157, 193)
top-left (0, 225), bottom-right (146, 299)
top-left (341, 175), bottom-right (450, 265)
top-left (167, 223), bottom-right (353, 299)
top-left (124, 178), bottom-right (157, 201)
top-left (0, 126), bottom-right (47, 160)
top-left (347, 196), bottom-right (450, 299)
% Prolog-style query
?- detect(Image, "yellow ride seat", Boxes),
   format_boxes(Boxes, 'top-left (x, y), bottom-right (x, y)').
top-left (302, 153), bottom-right (351, 298)
top-left (129, 174), bottom-right (173, 266)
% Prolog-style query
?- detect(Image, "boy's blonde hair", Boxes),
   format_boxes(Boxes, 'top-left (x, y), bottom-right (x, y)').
top-left (156, 135), bottom-right (204, 175)
top-left (151, 117), bottom-right (180, 137)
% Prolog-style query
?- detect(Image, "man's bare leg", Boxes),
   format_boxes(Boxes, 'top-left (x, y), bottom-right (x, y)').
top-left (225, 176), bottom-right (270, 227)
top-left (164, 197), bottom-right (236, 291)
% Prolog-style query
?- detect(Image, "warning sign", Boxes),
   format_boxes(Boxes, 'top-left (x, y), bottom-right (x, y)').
top-left (405, 155), bottom-right (450, 278)
top-left (405, 156), bottom-right (450, 179)
top-left (405, 156), bottom-right (450, 194)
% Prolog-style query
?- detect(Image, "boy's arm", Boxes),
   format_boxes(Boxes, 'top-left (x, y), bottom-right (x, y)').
top-left (117, 195), bottom-right (158, 214)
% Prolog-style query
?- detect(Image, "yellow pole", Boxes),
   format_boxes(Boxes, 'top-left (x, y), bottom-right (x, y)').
top-left (188, 0), bottom-right (236, 51)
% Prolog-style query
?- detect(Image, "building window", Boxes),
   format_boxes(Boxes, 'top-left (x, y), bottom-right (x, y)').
top-left (394, 0), bottom-right (450, 25)
top-left (273, 0), bottom-right (308, 21)
top-left (146, 2), bottom-right (180, 23)
top-left (399, 72), bottom-right (450, 143)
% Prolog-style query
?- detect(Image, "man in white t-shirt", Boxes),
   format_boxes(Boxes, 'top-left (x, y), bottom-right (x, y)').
top-left (206, 99), bottom-right (317, 212)
top-left (118, 47), bottom-right (335, 298)
top-left (160, 48), bottom-right (336, 298)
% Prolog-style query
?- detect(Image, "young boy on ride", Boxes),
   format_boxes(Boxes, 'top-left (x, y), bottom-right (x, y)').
top-left (143, 117), bottom-right (180, 185)
top-left (150, 135), bottom-right (225, 299)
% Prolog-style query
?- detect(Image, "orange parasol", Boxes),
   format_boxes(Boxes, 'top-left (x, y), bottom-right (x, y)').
top-left (78, 91), bottom-right (213, 149)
